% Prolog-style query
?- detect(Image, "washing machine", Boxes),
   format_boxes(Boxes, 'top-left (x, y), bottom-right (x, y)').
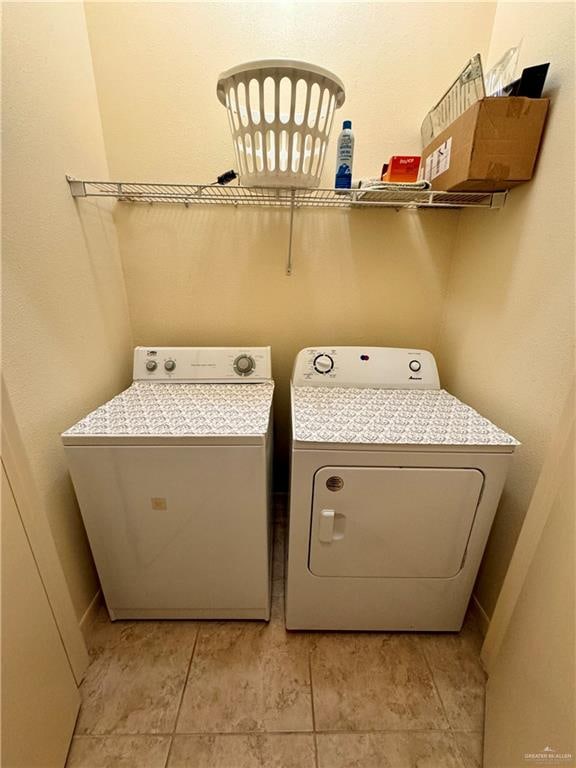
top-left (285, 346), bottom-right (518, 631)
top-left (62, 346), bottom-right (274, 621)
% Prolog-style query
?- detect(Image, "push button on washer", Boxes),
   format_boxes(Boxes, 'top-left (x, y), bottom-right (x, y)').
top-left (409, 360), bottom-right (421, 372)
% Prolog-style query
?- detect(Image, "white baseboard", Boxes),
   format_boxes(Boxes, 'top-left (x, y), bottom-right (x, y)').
top-left (471, 592), bottom-right (490, 638)
top-left (79, 589), bottom-right (102, 641)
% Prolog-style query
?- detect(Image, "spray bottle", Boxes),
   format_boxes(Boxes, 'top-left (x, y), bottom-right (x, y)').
top-left (334, 120), bottom-right (354, 189)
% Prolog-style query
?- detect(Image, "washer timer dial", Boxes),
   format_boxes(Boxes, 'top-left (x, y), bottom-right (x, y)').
top-left (234, 354), bottom-right (256, 376)
top-left (313, 354), bottom-right (334, 374)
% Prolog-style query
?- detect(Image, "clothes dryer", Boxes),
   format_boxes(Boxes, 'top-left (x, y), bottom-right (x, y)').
top-left (286, 347), bottom-right (518, 631)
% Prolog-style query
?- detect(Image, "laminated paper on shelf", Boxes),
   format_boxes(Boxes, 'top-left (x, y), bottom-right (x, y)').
top-left (293, 386), bottom-right (519, 447)
top-left (62, 381), bottom-right (275, 444)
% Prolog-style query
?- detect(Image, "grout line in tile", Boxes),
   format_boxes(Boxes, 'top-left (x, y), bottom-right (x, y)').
top-left (164, 735), bottom-right (173, 764)
top-left (417, 629), bottom-right (487, 741)
top-left (452, 727), bottom-right (485, 768)
top-left (73, 730), bottom-right (175, 738)
top-left (314, 728), bottom-right (483, 735)
top-left (69, 734), bottom-right (174, 740)
top-left (164, 626), bottom-right (200, 768)
top-left (452, 737), bottom-right (469, 768)
top-left (173, 727), bottom-right (315, 737)
top-left (309, 650), bottom-right (319, 768)
top-left (415, 637), bottom-right (454, 734)
top-left (69, 727), bottom-right (483, 739)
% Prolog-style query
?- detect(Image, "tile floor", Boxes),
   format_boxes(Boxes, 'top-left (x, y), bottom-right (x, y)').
top-left (66, 506), bottom-right (485, 768)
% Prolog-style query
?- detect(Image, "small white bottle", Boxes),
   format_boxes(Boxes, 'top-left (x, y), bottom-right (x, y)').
top-left (334, 120), bottom-right (354, 189)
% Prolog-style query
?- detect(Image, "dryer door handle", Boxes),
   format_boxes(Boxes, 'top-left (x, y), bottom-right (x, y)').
top-left (318, 509), bottom-right (335, 543)
top-left (318, 509), bottom-right (347, 543)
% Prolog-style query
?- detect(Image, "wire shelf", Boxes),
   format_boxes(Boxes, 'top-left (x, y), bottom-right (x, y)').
top-left (67, 177), bottom-right (506, 210)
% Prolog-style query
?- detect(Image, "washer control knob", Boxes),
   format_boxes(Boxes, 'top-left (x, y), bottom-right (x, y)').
top-left (409, 359), bottom-right (422, 372)
top-left (234, 354), bottom-right (255, 376)
top-left (313, 354), bottom-right (334, 374)
top-left (146, 360), bottom-right (158, 372)
top-left (164, 360), bottom-right (176, 372)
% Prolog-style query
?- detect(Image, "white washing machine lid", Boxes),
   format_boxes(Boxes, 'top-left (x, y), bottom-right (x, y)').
top-left (291, 386), bottom-right (519, 450)
top-left (62, 381), bottom-right (274, 446)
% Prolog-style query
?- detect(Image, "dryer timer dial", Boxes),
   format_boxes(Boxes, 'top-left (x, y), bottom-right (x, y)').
top-left (313, 354), bottom-right (334, 374)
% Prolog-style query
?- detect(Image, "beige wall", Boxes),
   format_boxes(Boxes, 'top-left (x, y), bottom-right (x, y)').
top-left (84, 2), bottom-right (496, 184)
top-left (109, 205), bottom-right (460, 483)
top-left (484, 399), bottom-right (574, 767)
top-left (436, 2), bottom-right (575, 617)
top-left (2, 3), bottom-right (133, 619)
top-left (84, 1), bottom-right (495, 483)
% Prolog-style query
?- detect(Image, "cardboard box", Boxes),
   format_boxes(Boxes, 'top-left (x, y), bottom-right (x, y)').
top-left (421, 97), bottom-right (549, 192)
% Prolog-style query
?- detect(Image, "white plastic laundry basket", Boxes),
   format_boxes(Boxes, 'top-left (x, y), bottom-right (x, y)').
top-left (217, 59), bottom-right (345, 188)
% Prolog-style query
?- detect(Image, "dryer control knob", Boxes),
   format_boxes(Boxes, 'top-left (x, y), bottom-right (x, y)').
top-left (409, 359), bottom-right (422, 372)
top-left (234, 354), bottom-right (255, 376)
top-left (164, 360), bottom-right (176, 372)
top-left (313, 354), bottom-right (334, 374)
top-left (146, 360), bottom-right (158, 372)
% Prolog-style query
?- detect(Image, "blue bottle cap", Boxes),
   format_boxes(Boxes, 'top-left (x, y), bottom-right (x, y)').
top-left (343, 120), bottom-right (352, 129)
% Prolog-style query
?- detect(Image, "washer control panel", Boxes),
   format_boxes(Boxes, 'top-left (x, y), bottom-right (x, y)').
top-left (133, 347), bottom-right (272, 383)
top-left (292, 347), bottom-right (440, 389)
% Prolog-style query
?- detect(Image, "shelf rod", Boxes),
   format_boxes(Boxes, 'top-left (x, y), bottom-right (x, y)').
top-left (286, 189), bottom-right (296, 276)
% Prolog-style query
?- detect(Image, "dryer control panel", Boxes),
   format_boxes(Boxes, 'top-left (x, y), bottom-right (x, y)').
top-left (292, 347), bottom-right (440, 389)
top-left (133, 347), bottom-right (272, 383)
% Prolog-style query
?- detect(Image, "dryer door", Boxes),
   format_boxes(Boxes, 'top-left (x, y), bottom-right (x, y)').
top-left (309, 466), bottom-right (484, 578)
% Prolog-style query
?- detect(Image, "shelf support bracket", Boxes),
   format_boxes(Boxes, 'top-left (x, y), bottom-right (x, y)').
top-left (66, 176), bottom-right (86, 198)
top-left (491, 192), bottom-right (507, 209)
top-left (286, 189), bottom-right (295, 276)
